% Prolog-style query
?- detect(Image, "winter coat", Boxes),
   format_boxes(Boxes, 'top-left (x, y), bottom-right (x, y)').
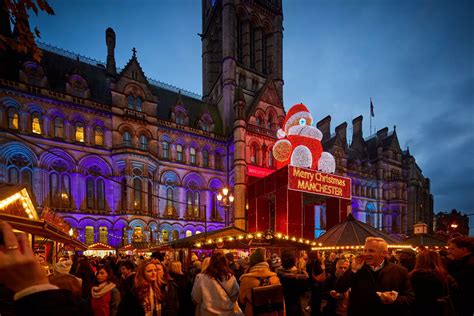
top-left (169, 272), bottom-right (193, 316)
top-left (447, 253), bottom-right (474, 316)
top-left (409, 270), bottom-right (457, 316)
top-left (90, 282), bottom-right (121, 316)
top-left (239, 262), bottom-right (282, 316)
top-left (335, 260), bottom-right (414, 316)
top-left (191, 273), bottom-right (240, 316)
top-left (276, 267), bottom-right (309, 316)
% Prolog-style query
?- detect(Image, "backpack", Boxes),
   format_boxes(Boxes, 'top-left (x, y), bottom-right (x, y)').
top-left (251, 276), bottom-right (285, 315)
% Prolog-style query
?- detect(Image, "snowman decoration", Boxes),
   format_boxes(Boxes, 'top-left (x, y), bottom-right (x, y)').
top-left (272, 103), bottom-right (336, 173)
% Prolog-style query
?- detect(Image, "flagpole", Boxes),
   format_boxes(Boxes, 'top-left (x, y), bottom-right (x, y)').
top-left (370, 97), bottom-right (372, 136)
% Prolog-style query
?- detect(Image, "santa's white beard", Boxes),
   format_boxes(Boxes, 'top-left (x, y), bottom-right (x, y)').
top-left (287, 125), bottom-right (323, 140)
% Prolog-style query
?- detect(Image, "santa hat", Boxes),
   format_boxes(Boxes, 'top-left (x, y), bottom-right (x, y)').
top-left (283, 103), bottom-right (313, 132)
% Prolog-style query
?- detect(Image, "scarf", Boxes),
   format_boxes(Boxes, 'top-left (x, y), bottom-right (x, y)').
top-left (143, 285), bottom-right (161, 316)
top-left (91, 282), bottom-right (116, 298)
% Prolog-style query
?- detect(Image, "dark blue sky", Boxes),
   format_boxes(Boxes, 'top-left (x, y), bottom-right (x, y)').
top-left (30, 0), bottom-right (473, 234)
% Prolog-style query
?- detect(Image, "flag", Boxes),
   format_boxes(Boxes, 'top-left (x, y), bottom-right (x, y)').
top-left (370, 98), bottom-right (374, 117)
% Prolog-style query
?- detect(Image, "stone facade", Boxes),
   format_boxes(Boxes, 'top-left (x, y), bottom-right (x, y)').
top-left (0, 0), bottom-right (433, 247)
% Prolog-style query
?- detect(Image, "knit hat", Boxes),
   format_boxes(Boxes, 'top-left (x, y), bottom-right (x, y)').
top-left (283, 103), bottom-right (313, 132)
top-left (271, 253), bottom-right (282, 269)
top-left (249, 248), bottom-right (266, 267)
top-left (54, 259), bottom-right (73, 274)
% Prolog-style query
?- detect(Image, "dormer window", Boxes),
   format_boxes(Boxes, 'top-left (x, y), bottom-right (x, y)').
top-left (21, 61), bottom-right (46, 87)
top-left (31, 113), bottom-right (42, 134)
top-left (198, 113), bottom-right (214, 132)
top-left (176, 115), bottom-right (185, 125)
top-left (67, 75), bottom-right (89, 98)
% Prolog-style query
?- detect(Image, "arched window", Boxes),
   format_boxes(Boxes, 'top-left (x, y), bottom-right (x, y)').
top-left (121, 178), bottom-right (127, 210)
top-left (127, 95), bottom-right (134, 109)
top-left (194, 191), bottom-right (200, 217)
top-left (49, 170), bottom-right (71, 209)
top-left (176, 115), bottom-right (185, 125)
top-left (31, 113), bottom-right (42, 134)
top-left (135, 97), bottom-right (142, 112)
top-left (256, 116), bottom-right (261, 126)
top-left (97, 179), bottom-right (105, 210)
top-left (123, 132), bottom-right (131, 147)
top-left (99, 227), bottom-right (108, 244)
top-left (185, 230), bottom-right (192, 237)
top-left (162, 141), bottom-right (169, 159)
top-left (215, 152), bottom-right (222, 170)
top-left (94, 126), bottom-right (104, 146)
top-left (54, 117), bottom-right (64, 138)
top-left (203, 150), bottom-right (209, 167)
top-left (75, 122), bottom-right (84, 142)
top-left (250, 144), bottom-right (257, 163)
top-left (190, 147), bottom-right (196, 165)
top-left (268, 148), bottom-right (274, 167)
top-left (166, 187), bottom-right (173, 215)
top-left (148, 182), bottom-right (153, 214)
top-left (176, 144), bottom-right (183, 162)
top-left (139, 135), bottom-right (148, 150)
top-left (86, 178), bottom-right (95, 209)
top-left (133, 178), bottom-right (141, 210)
top-left (85, 226), bottom-right (94, 244)
top-left (267, 113), bottom-right (273, 130)
top-left (8, 167), bottom-right (19, 184)
top-left (8, 108), bottom-right (19, 129)
top-left (186, 190), bottom-right (193, 216)
top-left (162, 229), bottom-right (169, 242)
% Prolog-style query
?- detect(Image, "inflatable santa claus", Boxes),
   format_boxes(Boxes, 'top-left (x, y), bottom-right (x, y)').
top-left (272, 103), bottom-right (336, 173)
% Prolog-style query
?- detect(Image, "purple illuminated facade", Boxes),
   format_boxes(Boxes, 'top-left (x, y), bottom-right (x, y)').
top-left (0, 0), bottom-right (433, 246)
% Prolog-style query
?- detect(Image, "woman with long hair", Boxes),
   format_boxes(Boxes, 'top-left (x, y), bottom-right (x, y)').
top-left (90, 265), bottom-right (121, 316)
top-left (191, 252), bottom-right (240, 316)
top-left (118, 261), bottom-right (162, 316)
top-left (409, 250), bottom-right (457, 316)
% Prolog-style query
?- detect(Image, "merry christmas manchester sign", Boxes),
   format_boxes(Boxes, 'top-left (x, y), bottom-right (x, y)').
top-left (273, 103), bottom-right (351, 200)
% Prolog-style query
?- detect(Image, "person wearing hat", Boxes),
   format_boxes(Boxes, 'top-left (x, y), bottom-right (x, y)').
top-left (239, 248), bottom-right (281, 316)
top-left (54, 258), bottom-right (83, 287)
top-left (270, 254), bottom-right (282, 272)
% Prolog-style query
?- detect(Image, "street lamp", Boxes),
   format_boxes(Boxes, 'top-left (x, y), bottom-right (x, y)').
top-left (217, 187), bottom-right (234, 226)
top-left (450, 223), bottom-right (458, 230)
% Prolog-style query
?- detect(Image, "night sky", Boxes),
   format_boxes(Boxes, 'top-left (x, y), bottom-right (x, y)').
top-left (29, 0), bottom-right (473, 234)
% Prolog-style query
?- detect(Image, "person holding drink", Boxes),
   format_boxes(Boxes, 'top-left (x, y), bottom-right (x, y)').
top-left (334, 237), bottom-right (414, 316)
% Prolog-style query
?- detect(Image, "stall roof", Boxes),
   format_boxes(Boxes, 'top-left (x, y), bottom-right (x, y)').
top-left (403, 234), bottom-right (447, 247)
top-left (316, 213), bottom-right (401, 247)
top-left (0, 213), bottom-right (87, 250)
top-left (88, 242), bottom-right (115, 250)
top-left (157, 226), bottom-right (247, 249)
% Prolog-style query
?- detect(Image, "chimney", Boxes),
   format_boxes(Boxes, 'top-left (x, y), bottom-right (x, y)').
top-left (335, 122), bottom-right (347, 145)
top-left (352, 115), bottom-right (363, 140)
top-left (106, 27), bottom-right (116, 75)
top-left (317, 115), bottom-right (331, 142)
top-left (376, 127), bottom-right (388, 140)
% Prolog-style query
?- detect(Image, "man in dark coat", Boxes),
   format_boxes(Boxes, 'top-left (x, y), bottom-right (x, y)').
top-left (335, 237), bottom-right (414, 316)
top-left (447, 236), bottom-right (474, 316)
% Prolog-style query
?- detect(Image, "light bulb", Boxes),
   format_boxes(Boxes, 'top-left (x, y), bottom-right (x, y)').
top-left (217, 193), bottom-right (223, 201)
top-left (222, 188), bottom-right (229, 196)
top-left (229, 195), bottom-right (234, 202)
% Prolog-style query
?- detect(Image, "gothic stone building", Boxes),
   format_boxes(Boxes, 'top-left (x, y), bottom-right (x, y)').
top-left (0, 0), bottom-right (433, 246)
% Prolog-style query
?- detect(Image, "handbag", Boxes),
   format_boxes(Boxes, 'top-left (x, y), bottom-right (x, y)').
top-left (214, 277), bottom-right (244, 316)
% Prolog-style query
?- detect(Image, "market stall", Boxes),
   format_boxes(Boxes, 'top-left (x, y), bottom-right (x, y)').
top-left (0, 184), bottom-right (87, 273)
top-left (118, 244), bottom-right (136, 256)
top-left (402, 233), bottom-right (447, 249)
top-left (314, 213), bottom-right (413, 251)
top-left (152, 226), bottom-right (318, 270)
top-left (84, 242), bottom-right (116, 257)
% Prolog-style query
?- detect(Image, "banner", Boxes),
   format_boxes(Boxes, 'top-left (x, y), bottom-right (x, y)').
top-left (247, 165), bottom-right (275, 178)
top-left (288, 166), bottom-right (351, 200)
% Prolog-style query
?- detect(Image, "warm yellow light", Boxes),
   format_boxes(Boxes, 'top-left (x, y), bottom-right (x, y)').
top-left (69, 228), bottom-right (74, 236)
top-left (256, 233), bottom-right (262, 238)
top-left (291, 237), bottom-right (296, 241)
top-left (276, 233), bottom-right (282, 238)
top-left (217, 193), bottom-right (223, 201)
top-left (247, 234), bottom-right (253, 239)
top-left (222, 188), bottom-right (229, 196)
top-left (217, 238), bottom-right (223, 242)
top-left (228, 237), bottom-right (234, 241)
top-left (196, 242), bottom-right (202, 247)
top-left (238, 235), bottom-right (244, 240)
top-left (229, 195), bottom-right (234, 203)
top-left (285, 236), bottom-right (289, 240)
top-left (318, 243), bottom-right (322, 246)
top-left (305, 240), bottom-right (310, 244)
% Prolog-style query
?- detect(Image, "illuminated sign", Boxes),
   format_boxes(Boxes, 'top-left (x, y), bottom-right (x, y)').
top-left (288, 166), bottom-right (351, 200)
top-left (247, 165), bottom-right (275, 178)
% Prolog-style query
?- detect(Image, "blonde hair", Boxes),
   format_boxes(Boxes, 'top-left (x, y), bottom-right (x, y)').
top-left (365, 237), bottom-right (388, 252)
top-left (201, 257), bottom-right (211, 272)
top-left (169, 260), bottom-right (183, 275)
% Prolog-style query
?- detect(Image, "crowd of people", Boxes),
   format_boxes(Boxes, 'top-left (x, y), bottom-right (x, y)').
top-left (0, 222), bottom-right (473, 316)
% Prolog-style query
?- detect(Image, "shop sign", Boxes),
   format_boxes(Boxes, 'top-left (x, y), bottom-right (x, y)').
top-left (247, 165), bottom-right (275, 178)
top-left (288, 166), bottom-right (351, 200)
